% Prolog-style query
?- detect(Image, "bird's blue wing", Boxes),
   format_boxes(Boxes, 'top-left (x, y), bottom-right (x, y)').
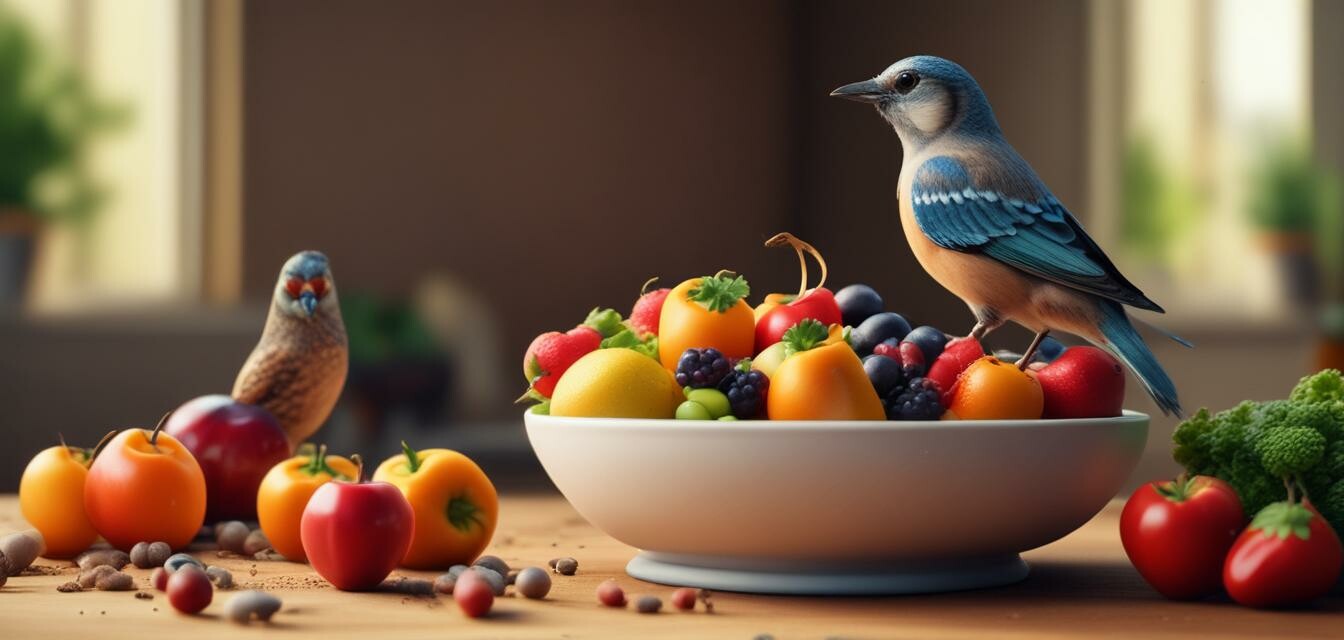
top-left (911, 155), bottom-right (1162, 312)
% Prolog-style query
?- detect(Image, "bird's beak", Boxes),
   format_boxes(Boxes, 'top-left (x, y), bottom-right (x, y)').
top-left (830, 79), bottom-right (887, 103)
top-left (299, 290), bottom-right (318, 316)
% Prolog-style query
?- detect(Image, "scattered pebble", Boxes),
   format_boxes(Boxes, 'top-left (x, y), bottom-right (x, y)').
top-left (253, 549), bottom-right (284, 561)
top-left (95, 571), bottom-right (135, 591)
top-left (57, 581), bottom-right (82, 593)
top-left (553, 557), bottom-right (578, 575)
top-left (129, 542), bottom-right (153, 568)
top-left (0, 531), bottom-right (44, 576)
top-left (223, 590), bottom-right (282, 624)
top-left (514, 567), bottom-right (551, 599)
top-left (432, 573), bottom-right (456, 595)
top-left (635, 595), bottom-right (662, 614)
top-left (471, 566), bottom-right (507, 596)
top-left (383, 577), bottom-right (434, 596)
top-left (597, 579), bottom-right (626, 607)
top-left (473, 554), bottom-right (510, 576)
top-left (242, 530), bottom-right (271, 556)
top-left (216, 521), bottom-right (249, 554)
top-left (148, 542), bottom-right (172, 567)
top-left (151, 567), bottom-right (169, 591)
top-left (699, 589), bottom-right (715, 614)
top-left (0, 569), bottom-right (7, 588)
top-left (506, 569), bottom-right (519, 585)
top-left (671, 587), bottom-right (697, 611)
top-left (206, 566), bottom-right (234, 589)
top-left (78, 565), bottom-right (117, 588)
top-left (754, 635), bottom-right (776, 640)
top-left (76, 548), bottom-right (129, 571)
top-left (164, 553), bottom-right (205, 574)
top-left (447, 564), bottom-right (469, 578)
top-left (547, 557), bottom-right (559, 568)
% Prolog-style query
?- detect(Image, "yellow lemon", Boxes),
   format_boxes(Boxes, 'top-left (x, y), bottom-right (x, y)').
top-left (550, 348), bottom-right (681, 419)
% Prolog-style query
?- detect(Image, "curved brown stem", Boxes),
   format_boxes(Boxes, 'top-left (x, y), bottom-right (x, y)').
top-left (351, 453), bottom-right (364, 483)
top-left (764, 232), bottom-right (829, 300)
top-left (640, 276), bottom-right (660, 296)
top-left (148, 411), bottom-right (172, 450)
top-left (88, 429), bottom-right (118, 465)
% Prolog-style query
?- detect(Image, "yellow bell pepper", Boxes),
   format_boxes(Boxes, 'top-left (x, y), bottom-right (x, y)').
top-left (373, 443), bottom-right (498, 569)
top-left (767, 319), bottom-right (885, 420)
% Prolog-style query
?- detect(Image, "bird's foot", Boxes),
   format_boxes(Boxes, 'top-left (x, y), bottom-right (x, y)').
top-left (1015, 330), bottom-right (1051, 370)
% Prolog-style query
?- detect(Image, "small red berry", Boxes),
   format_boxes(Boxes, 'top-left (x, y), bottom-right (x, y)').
top-left (872, 342), bottom-right (902, 362)
top-left (596, 579), bottom-right (626, 607)
top-left (670, 587), bottom-right (697, 611)
top-left (166, 565), bottom-right (212, 614)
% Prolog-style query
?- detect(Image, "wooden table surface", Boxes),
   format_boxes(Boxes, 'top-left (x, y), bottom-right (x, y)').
top-left (1, 494), bottom-right (1340, 639)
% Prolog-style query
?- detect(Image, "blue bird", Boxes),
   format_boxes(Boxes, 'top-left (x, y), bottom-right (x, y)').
top-left (832, 55), bottom-right (1184, 416)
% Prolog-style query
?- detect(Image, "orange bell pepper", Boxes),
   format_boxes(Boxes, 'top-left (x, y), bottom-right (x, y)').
top-left (372, 443), bottom-right (498, 569)
top-left (767, 319), bottom-right (885, 420)
top-left (658, 273), bottom-right (755, 371)
top-left (257, 444), bottom-right (358, 562)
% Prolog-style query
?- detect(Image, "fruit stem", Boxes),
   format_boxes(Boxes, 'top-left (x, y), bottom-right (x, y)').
top-left (1016, 330), bottom-right (1050, 370)
top-left (764, 232), bottom-right (828, 301)
top-left (401, 441), bottom-right (421, 473)
top-left (351, 454), bottom-right (364, 483)
top-left (148, 411), bottom-right (172, 450)
top-left (640, 276), bottom-right (660, 296)
top-left (87, 430), bottom-right (117, 466)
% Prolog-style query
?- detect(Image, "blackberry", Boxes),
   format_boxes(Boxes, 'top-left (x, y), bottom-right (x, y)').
top-left (883, 377), bottom-right (943, 421)
top-left (675, 348), bottom-right (731, 388)
top-left (720, 367), bottom-right (769, 418)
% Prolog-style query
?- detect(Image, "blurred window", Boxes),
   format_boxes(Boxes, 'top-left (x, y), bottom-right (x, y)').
top-left (1091, 0), bottom-right (1330, 325)
top-left (10, 0), bottom-right (203, 311)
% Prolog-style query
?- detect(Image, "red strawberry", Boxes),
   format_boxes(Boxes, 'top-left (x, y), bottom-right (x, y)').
top-left (629, 284), bottom-right (671, 337)
top-left (872, 341), bottom-right (901, 362)
top-left (522, 327), bottom-right (601, 398)
top-left (927, 337), bottom-right (984, 406)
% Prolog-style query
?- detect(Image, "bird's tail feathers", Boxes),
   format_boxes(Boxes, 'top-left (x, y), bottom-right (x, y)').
top-left (1129, 314), bottom-right (1194, 349)
top-left (1096, 302), bottom-right (1184, 418)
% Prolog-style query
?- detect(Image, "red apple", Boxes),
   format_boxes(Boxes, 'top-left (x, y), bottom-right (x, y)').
top-left (301, 477), bottom-right (413, 591)
top-left (1033, 346), bottom-right (1125, 418)
top-left (164, 395), bottom-right (291, 521)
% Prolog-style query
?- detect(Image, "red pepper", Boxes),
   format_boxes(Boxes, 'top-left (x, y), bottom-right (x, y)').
top-left (753, 233), bottom-right (842, 353)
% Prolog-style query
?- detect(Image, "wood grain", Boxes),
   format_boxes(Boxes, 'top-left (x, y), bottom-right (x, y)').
top-left (1, 494), bottom-right (1339, 639)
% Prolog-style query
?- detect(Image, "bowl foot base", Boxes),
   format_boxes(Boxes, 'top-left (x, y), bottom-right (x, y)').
top-left (626, 552), bottom-right (1029, 595)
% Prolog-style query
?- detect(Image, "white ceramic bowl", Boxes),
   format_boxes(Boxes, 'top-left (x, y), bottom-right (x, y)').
top-left (525, 410), bottom-right (1148, 595)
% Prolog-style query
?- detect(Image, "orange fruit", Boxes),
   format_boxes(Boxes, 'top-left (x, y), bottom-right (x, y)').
top-left (948, 356), bottom-right (1044, 420)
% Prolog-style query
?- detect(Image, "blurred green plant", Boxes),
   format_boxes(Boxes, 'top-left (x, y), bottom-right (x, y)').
top-left (1120, 134), bottom-right (1200, 262)
top-left (340, 293), bottom-right (442, 365)
top-left (1248, 138), bottom-right (1343, 298)
top-left (0, 3), bottom-right (124, 225)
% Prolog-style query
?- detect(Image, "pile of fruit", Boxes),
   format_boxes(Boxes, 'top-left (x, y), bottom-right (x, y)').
top-left (17, 395), bottom-right (499, 601)
top-left (522, 232), bottom-right (1127, 421)
top-left (1121, 369), bottom-right (1344, 608)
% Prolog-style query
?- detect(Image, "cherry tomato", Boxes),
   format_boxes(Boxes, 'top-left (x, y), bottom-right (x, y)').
top-left (84, 420), bottom-right (207, 551)
top-left (1119, 475), bottom-right (1244, 599)
top-left (167, 564), bottom-right (213, 614)
top-left (1223, 500), bottom-right (1343, 608)
top-left (454, 569), bottom-right (494, 618)
top-left (300, 476), bottom-right (413, 591)
top-left (19, 435), bottom-right (109, 558)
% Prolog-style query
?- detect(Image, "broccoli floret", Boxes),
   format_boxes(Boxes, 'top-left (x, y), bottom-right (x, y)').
top-left (1255, 426), bottom-right (1326, 478)
top-left (1322, 480), bottom-right (1344, 533)
top-left (1289, 368), bottom-right (1344, 407)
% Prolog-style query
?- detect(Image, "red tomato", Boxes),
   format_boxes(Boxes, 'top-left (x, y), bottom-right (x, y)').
top-left (300, 478), bottom-right (413, 591)
top-left (1119, 475), bottom-right (1244, 599)
top-left (753, 288), bottom-right (843, 353)
top-left (454, 569), bottom-right (494, 618)
top-left (1223, 501), bottom-right (1343, 608)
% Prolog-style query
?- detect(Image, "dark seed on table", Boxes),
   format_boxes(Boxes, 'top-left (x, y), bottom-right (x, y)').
top-left (135, 591), bottom-right (153, 600)
top-left (514, 567), bottom-right (551, 599)
top-left (473, 554), bottom-right (510, 576)
top-left (635, 595), bottom-right (662, 614)
top-left (547, 557), bottom-right (559, 568)
top-left (206, 566), bottom-right (234, 589)
top-left (554, 557), bottom-right (578, 575)
top-left (57, 581), bottom-right (82, 592)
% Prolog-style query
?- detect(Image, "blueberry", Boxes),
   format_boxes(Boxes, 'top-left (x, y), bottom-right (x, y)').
top-left (1035, 336), bottom-right (1065, 363)
top-left (835, 284), bottom-right (884, 327)
top-left (903, 325), bottom-right (948, 363)
top-left (863, 354), bottom-right (905, 397)
top-left (850, 312), bottom-right (911, 355)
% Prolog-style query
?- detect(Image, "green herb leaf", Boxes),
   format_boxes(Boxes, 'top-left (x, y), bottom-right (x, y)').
top-left (782, 319), bottom-right (829, 357)
top-left (687, 275), bottom-right (751, 313)
top-left (1249, 501), bottom-right (1315, 540)
top-left (583, 307), bottom-right (626, 338)
top-left (601, 327), bottom-right (659, 360)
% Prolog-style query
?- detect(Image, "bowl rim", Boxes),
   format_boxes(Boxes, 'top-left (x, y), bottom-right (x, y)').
top-left (525, 408), bottom-right (1150, 431)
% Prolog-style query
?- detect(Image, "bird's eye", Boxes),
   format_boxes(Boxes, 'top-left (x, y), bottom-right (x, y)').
top-left (309, 278), bottom-right (327, 298)
top-left (894, 71), bottom-right (920, 94)
top-left (285, 277), bottom-right (304, 298)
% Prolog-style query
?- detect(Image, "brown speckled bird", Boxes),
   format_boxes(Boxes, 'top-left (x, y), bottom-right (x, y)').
top-left (233, 251), bottom-right (348, 447)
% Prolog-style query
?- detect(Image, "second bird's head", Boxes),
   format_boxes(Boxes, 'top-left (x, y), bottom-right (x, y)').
top-left (830, 55), bottom-right (1000, 148)
top-left (274, 250), bottom-right (337, 318)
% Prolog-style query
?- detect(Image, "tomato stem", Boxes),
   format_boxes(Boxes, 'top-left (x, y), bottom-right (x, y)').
top-left (401, 441), bottom-right (421, 473)
top-left (350, 453), bottom-right (364, 483)
top-left (148, 411), bottom-right (171, 450)
top-left (764, 232), bottom-right (829, 301)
